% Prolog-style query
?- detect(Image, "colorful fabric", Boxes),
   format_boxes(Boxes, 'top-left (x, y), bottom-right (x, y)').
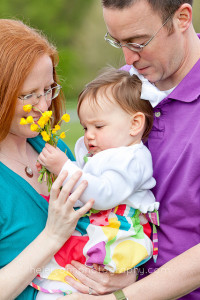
top-left (32, 201), bottom-right (159, 296)
top-left (82, 206), bottom-right (155, 273)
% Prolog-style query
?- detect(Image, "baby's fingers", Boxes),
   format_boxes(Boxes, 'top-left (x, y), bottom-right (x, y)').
top-left (37, 152), bottom-right (46, 165)
top-left (36, 161), bottom-right (42, 172)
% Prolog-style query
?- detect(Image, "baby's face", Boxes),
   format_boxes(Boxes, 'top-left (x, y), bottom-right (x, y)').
top-left (79, 90), bottom-right (136, 155)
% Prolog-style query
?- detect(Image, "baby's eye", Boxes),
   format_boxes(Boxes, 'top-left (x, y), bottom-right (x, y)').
top-left (83, 127), bottom-right (87, 131)
top-left (96, 125), bottom-right (104, 129)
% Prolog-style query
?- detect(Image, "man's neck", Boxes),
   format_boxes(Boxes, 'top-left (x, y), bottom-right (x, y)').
top-left (156, 29), bottom-right (200, 91)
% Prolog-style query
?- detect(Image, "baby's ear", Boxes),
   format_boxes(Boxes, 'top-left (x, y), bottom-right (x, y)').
top-left (129, 112), bottom-right (146, 137)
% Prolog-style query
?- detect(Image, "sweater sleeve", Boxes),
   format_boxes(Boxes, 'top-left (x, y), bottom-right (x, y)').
top-left (61, 145), bottom-right (157, 211)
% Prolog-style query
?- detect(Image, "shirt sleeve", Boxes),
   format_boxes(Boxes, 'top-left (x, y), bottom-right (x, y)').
top-left (61, 146), bottom-right (156, 210)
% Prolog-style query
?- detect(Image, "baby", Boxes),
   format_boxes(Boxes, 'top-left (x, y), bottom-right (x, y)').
top-left (34, 67), bottom-right (163, 298)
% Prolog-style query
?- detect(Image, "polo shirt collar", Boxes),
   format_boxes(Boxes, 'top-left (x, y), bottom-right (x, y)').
top-left (168, 57), bottom-right (200, 103)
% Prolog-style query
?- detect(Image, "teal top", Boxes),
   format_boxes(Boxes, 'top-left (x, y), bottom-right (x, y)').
top-left (0, 135), bottom-right (74, 300)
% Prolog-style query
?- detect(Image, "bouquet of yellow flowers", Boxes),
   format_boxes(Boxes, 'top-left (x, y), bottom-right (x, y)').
top-left (20, 104), bottom-right (70, 192)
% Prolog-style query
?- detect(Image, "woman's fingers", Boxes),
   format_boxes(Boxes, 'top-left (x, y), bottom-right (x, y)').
top-left (58, 293), bottom-right (96, 300)
top-left (65, 276), bottom-right (98, 295)
top-left (76, 199), bottom-right (94, 218)
top-left (45, 170), bottom-right (91, 247)
top-left (50, 170), bottom-right (68, 201)
top-left (65, 261), bottom-right (137, 295)
top-left (65, 262), bottom-right (108, 295)
top-left (58, 171), bottom-right (84, 205)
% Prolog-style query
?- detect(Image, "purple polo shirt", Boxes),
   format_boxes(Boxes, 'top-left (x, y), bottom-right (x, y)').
top-left (146, 57), bottom-right (200, 299)
top-left (122, 54), bottom-right (200, 298)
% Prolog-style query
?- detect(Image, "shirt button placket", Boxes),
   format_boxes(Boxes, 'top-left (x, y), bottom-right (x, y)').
top-left (155, 111), bottom-right (161, 118)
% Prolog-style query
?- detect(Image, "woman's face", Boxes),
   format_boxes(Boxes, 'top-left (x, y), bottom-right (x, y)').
top-left (10, 54), bottom-right (54, 139)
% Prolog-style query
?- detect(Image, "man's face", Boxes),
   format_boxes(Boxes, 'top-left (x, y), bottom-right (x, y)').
top-left (103, 0), bottom-right (185, 90)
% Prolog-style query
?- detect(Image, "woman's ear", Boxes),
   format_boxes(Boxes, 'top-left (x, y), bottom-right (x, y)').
top-left (175, 4), bottom-right (192, 32)
top-left (129, 112), bottom-right (145, 137)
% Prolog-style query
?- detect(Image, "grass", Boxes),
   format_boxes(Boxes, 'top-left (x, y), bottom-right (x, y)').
top-left (62, 99), bottom-right (83, 155)
top-left (62, 121), bottom-right (83, 156)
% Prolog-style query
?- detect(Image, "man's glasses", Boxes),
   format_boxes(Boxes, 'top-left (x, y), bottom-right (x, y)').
top-left (18, 83), bottom-right (62, 105)
top-left (104, 15), bottom-right (172, 53)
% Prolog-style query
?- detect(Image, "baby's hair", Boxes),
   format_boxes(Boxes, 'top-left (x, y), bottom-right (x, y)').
top-left (77, 67), bottom-right (154, 140)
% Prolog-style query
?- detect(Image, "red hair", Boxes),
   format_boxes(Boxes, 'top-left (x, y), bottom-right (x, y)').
top-left (0, 19), bottom-right (64, 142)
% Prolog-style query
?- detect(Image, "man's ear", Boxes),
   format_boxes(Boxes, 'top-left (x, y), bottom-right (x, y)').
top-left (129, 112), bottom-right (145, 137)
top-left (175, 4), bottom-right (192, 32)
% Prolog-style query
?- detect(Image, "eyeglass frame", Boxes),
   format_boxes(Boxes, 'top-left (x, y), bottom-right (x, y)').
top-left (104, 14), bottom-right (173, 53)
top-left (18, 83), bottom-right (62, 105)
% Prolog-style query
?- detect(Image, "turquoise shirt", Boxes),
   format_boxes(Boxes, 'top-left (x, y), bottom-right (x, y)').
top-left (0, 135), bottom-right (74, 300)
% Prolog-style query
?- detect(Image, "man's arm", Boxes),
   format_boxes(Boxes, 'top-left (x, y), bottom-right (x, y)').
top-left (120, 243), bottom-right (200, 300)
top-left (58, 244), bottom-right (200, 300)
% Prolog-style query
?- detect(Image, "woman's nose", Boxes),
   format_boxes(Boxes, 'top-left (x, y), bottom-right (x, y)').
top-left (33, 95), bottom-right (49, 112)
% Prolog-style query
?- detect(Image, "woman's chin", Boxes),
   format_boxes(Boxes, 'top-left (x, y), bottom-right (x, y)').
top-left (27, 131), bottom-right (40, 139)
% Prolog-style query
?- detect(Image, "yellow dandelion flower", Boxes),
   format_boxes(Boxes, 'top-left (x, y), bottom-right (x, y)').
top-left (52, 124), bottom-right (61, 135)
top-left (41, 131), bottom-right (50, 142)
top-left (38, 116), bottom-right (47, 128)
top-left (20, 118), bottom-right (27, 125)
top-left (43, 135), bottom-right (50, 142)
top-left (54, 124), bottom-right (61, 131)
top-left (23, 105), bottom-right (32, 113)
top-left (42, 111), bottom-right (52, 118)
top-left (60, 132), bottom-right (66, 139)
top-left (26, 116), bottom-right (34, 124)
top-left (30, 123), bottom-right (39, 132)
top-left (43, 116), bottom-right (50, 123)
top-left (61, 114), bottom-right (70, 123)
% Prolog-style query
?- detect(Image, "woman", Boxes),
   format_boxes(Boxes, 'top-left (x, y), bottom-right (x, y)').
top-left (0, 19), bottom-right (135, 299)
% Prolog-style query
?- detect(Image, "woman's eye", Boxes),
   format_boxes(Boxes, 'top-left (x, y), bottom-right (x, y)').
top-left (23, 94), bottom-right (33, 100)
top-left (45, 88), bottom-right (51, 94)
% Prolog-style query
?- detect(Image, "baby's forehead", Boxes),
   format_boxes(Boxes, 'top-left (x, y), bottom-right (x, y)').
top-left (83, 85), bottom-right (116, 107)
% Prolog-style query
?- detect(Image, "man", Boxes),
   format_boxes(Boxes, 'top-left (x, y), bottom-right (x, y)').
top-left (102, 0), bottom-right (200, 299)
top-left (59, 1), bottom-right (200, 299)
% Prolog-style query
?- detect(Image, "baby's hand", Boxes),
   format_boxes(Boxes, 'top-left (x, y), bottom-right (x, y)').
top-left (36, 161), bottom-right (42, 172)
top-left (38, 143), bottom-right (68, 176)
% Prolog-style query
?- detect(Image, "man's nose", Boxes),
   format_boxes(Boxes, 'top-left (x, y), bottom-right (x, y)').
top-left (122, 47), bottom-right (140, 65)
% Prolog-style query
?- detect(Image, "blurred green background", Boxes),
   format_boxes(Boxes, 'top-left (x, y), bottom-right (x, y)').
top-left (0, 0), bottom-right (199, 153)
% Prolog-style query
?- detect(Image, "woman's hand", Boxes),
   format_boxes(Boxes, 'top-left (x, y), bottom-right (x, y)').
top-left (57, 261), bottom-right (137, 299)
top-left (44, 170), bottom-right (94, 248)
top-left (0, 171), bottom-right (94, 300)
top-left (63, 260), bottom-right (137, 295)
top-left (58, 294), bottom-right (114, 299)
